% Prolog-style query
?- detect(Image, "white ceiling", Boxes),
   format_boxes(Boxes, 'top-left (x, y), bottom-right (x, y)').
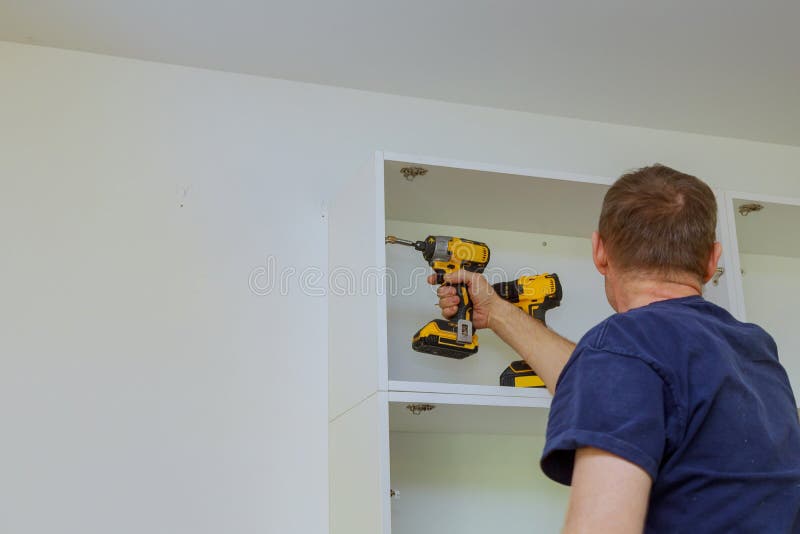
top-left (2, 1), bottom-right (799, 146)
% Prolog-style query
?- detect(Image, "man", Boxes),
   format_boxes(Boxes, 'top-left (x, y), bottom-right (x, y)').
top-left (431, 164), bottom-right (800, 532)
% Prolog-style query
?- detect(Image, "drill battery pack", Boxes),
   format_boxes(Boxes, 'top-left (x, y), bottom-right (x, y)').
top-left (412, 319), bottom-right (479, 359)
top-left (499, 360), bottom-right (546, 388)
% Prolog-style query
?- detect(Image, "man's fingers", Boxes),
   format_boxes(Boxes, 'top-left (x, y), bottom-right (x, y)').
top-left (437, 286), bottom-right (456, 297)
top-left (441, 306), bottom-right (458, 318)
top-left (439, 296), bottom-right (460, 308)
top-left (445, 269), bottom-right (486, 287)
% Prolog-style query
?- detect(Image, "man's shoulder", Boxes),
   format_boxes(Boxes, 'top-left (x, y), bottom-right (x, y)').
top-left (574, 298), bottom-right (717, 369)
top-left (575, 307), bottom-right (667, 356)
top-left (582, 297), bottom-right (730, 347)
top-left (576, 296), bottom-right (778, 374)
top-left (568, 314), bottom-right (663, 380)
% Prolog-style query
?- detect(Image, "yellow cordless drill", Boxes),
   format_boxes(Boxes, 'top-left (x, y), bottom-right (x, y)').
top-left (493, 273), bottom-right (562, 387)
top-left (386, 235), bottom-right (490, 359)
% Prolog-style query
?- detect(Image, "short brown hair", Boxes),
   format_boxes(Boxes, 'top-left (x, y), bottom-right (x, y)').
top-left (598, 164), bottom-right (717, 282)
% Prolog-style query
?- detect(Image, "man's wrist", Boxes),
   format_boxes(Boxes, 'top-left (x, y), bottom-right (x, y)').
top-left (486, 296), bottom-right (516, 332)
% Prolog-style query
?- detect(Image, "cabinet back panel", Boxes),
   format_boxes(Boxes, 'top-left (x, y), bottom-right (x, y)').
top-left (390, 432), bottom-right (569, 534)
top-left (740, 253), bottom-right (800, 395)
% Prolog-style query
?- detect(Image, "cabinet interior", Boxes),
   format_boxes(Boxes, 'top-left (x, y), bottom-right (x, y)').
top-left (389, 428), bottom-right (569, 534)
top-left (732, 198), bottom-right (800, 393)
top-left (384, 160), bottom-right (613, 388)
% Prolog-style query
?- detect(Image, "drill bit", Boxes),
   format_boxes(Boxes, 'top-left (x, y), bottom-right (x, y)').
top-left (385, 235), bottom-right (417, 246)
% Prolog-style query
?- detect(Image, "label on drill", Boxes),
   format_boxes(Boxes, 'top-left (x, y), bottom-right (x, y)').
top-left (456, 319), bottom-right (473, 343)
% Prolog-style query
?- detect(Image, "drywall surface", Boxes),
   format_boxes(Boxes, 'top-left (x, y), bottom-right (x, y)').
top-left (390, 432), bottom-right (569, 534)
top-left (2, 41), bottom-right (800, 533)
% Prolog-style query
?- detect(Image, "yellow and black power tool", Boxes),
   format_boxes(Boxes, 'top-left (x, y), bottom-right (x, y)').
top-left (494, 273), bottom-right (562, 387)
top-left (386, 235), bottom-right (490, 359)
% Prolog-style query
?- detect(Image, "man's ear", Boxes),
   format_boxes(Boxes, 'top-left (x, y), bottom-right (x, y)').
top-left (703, 242), bottom-right (723, 283)
top-left (592, 231), bottom-right (609, 276)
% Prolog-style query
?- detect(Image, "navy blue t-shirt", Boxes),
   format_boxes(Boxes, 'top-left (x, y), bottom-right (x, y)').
top-left (542, 296), bottom-right (800, 533)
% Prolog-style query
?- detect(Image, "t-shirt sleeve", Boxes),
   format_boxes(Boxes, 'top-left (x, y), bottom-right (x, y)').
top-left (541, 348), bottom-right (667, 485)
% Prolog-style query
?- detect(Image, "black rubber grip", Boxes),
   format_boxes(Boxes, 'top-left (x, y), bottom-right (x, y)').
top-left (453, 282), bottom-right (472, 323)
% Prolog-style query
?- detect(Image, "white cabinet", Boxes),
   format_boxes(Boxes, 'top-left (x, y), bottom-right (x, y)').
top-left (724, 193), bottom-right (800, 394)
top-left (329, 152), bottom-right (740, 534)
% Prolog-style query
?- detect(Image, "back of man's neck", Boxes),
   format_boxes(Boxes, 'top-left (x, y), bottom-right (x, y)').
top-left (614, 277), bottom-right (702, 313)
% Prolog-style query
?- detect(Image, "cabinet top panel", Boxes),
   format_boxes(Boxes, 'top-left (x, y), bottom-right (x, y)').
top-left (385, 159), bottom-right (610, 239)
top-left (733, 197), bottom-right (800, 258)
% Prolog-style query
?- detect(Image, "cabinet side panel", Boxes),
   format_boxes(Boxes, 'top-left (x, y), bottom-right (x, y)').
top-left (330, 394), bottom-right (390, 534)
top-left (703, 191), bottom-right (734, 311)
top-left (329, 154), bottom-right (386, 419)
top-left (722, 192), bottom-right (747, 321)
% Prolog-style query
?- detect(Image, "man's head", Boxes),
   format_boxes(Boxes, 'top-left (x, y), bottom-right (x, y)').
top-left (592, 164), bottom-right (722, 310)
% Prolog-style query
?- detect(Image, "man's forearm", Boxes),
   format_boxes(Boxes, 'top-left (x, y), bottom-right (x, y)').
top-left (488, 299), bottom-right (576, 395)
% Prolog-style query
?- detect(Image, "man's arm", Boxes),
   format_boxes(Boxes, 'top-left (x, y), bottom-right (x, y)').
top-left (488, 296), bottom-right (576, 395)
top-left (563, 447), bottom-right (652, 534)
top-left (433, 270), bottom-right (575, 394)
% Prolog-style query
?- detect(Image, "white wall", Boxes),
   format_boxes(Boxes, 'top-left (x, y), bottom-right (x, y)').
top-left (2, 41), bottom-right (800, 534)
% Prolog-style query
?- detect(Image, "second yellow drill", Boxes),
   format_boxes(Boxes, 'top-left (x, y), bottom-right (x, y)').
top-left (494, 273), bottom-right (563, 387)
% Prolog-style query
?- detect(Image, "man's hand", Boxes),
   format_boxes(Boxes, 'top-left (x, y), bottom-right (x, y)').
top-left (427, 270), bottom-right (501, 329)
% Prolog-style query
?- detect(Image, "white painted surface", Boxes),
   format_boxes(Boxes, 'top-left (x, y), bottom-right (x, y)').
top-left (330, 394), bottom-right (390, 534)
top-left (389, 380), bottom-right (551, 400)
top-left (732, 198), bottom-right (800, 258)
top-left (390, 432), bottom-right (569, 534)
top-left (722, 192), bottom-right (749, 321)
top-left (740, 254), bottom-right (800, 396)
top-left (389, 391), bottom-right (550, 411)
top-left (729, 196), bottom-right (800, 394)
top-left (706, 191), bottom-right (739, 316)
top-left (2, 2), bottom-right (800, 145)
top-left (384, 159), bottom-right (611, 238)
top-left (5, 42), bottom-right (800, 533)
top-left (389, 402), bottom-right (550, 435)
top-left (328, 153), bottom-right (385, 419)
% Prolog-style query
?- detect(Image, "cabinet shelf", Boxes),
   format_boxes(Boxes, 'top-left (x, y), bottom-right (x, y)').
top-left (388, 380), bottom-right (551, 408)
top-left (388, 381), bottom-right (551, 436)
